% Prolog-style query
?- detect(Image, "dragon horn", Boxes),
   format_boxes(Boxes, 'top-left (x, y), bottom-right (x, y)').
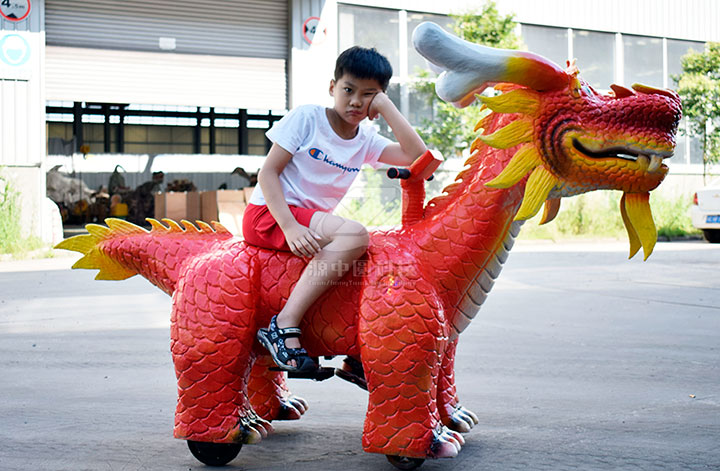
top-left (412, 22), bottom-right (568, 107)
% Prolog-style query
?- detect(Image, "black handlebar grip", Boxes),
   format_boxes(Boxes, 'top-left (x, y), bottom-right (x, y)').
top-left (386, 167), bottom-right (411, 179)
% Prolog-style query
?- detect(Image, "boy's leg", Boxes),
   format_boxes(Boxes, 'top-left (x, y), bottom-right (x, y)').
top-left (274, 212), bottom-right (369, 364)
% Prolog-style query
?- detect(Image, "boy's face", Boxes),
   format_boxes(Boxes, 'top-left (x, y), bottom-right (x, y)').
top-left (329, 74), bottom-right (383, 126)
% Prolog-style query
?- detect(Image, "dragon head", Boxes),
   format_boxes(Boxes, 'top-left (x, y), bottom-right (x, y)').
top-left (413, 22), bottom-right (682, 260)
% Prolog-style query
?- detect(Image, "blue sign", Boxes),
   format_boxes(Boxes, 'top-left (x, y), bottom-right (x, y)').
top-left (0, 33), bottom-right (31, 66)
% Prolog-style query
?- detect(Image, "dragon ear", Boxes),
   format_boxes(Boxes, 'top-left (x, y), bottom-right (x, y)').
top-left (412, 22), bottom-right (568, 107)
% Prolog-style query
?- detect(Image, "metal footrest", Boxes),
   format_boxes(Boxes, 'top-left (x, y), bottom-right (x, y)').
top-left (270, 366), bottom-right (336, 382)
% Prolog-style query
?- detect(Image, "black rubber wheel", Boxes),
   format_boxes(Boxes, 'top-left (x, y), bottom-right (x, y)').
top-left (703, 229), bottom-right (720, 243)
top-left (187, 440), bottom-right (242, 466)
top-left (386, 455), bottom-right (425, 470)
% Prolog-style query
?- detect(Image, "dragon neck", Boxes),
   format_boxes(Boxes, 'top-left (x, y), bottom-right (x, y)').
top-left (405, 114), bottom-right (529, 330)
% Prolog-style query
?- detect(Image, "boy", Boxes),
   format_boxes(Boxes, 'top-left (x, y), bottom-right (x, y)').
top-left (245, 46), bottom-right (428, 372)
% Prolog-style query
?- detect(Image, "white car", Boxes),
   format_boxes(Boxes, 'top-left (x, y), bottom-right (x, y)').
top-left (691, 178), bottom-right (720, 243)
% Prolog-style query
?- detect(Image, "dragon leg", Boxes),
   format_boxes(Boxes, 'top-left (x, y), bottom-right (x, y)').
top-left (437, 339), bottom-right (479, 433)
top-left (358, 289), bottom-right (463, 459)
top-left (170, 258), bottom-right (270, 445)
top-left (247, 354), bottom-right (309, 421)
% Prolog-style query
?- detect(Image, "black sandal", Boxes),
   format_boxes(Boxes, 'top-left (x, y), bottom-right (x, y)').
top-left (256, 316), bottom-right (318, 373)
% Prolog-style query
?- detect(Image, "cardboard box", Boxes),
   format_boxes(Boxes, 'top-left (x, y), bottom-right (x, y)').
top-left (243, 186), bottom-right (255, 204)
top-left (201, 190), bottom-right (246, 235)
top-left (154, 191), bottom-right (201, 222)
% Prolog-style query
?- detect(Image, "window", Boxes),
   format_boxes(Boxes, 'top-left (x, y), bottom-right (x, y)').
top-left (672, 121), bottom-right (689, 165)
top-left (624, 35), bottom-right (663, 88)
top-left (573, 29), bottom-right (615, 89)
top-left (667, 38), bottom-right (705, 87)
top-left (521, 24), bottom-right (568, 68)
top-left (690, 134), bottom-right (704, 165)
top-left (338, 5), bottom-right (400, 73)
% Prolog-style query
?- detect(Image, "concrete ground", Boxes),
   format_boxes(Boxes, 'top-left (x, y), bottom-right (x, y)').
top-left (0, 239), bottom-right (718, 471)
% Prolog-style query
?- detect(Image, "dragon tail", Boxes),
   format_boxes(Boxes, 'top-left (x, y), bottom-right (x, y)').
top-left (55, 218), bottom-right (233, 294)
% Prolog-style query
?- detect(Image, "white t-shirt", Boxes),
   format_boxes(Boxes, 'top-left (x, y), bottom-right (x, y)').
top-left (248, 104), bottom-right (392, 211)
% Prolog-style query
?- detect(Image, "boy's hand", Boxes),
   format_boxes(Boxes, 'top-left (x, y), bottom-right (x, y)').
top-left (282, 222), bottom-right (322, 258)
top-left (367, 92), bottom-right (394, 121)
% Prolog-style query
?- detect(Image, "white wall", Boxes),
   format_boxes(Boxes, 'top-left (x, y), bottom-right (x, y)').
top-left (345, 0), bottom-right (720, 41)
top-left (1, 0), bottom-right (47, 241)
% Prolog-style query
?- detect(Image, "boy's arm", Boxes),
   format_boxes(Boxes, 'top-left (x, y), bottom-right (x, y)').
top-left (257, 143), bottom-right (321, 257)
top-left (369, 92), bottom-right (427, 166)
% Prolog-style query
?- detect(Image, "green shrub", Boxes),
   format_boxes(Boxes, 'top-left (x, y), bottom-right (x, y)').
top-left (336, 169), bottom-right (402, 227)
top-left (335, 169), bottom-right (698, 240)
top-left (0, 169), bottom-right (45, 257)
top-left (651, 193), bottom-right (699, 238)
top-left (520, 191), bottom-right (699, 240)
top-left (0, 170), bottom-right (23, 254)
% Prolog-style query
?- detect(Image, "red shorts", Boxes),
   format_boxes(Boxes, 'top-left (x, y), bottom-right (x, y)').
top-left (242, 203), bottom-right (323, 251)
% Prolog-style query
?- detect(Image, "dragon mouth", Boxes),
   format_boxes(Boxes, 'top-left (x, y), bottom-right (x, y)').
top-left (572, 138), bottom-right (671, 173)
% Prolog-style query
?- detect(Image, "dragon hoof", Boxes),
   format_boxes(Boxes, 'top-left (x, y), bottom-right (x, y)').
top-left (430, 426), bottom-right (463, 458)
top-left (445, 405), bottom-right (479, 433)
top-left (290, 395), bottom-right (309, 413)
top-left (254, 417), bottom-right (274, 437)
top-left (276, 395), bottom-right (309, 420)
top-left (239, 413), bottom-right (273, 444)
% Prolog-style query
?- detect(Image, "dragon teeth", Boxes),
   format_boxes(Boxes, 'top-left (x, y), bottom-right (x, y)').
top-left (648, 155), bottom-right (663, 172)
top-left (637, 154), bottom-right (663, 172)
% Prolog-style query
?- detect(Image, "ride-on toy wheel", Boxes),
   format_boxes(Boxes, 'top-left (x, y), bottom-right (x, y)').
top-left (187, 440), bottom-right (242, 466)
top-left (386, 455), bottom-right (425, 470)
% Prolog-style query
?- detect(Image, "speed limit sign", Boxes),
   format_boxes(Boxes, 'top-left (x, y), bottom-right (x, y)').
top-left (302, 16), bottom-right (327, 45)
top-left (1, 0), bottom-right (31, 22)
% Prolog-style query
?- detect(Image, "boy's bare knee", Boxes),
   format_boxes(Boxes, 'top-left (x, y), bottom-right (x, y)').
top-left (344, 221), bottom-right (370, 250)
top-left (324, 220), bottom-right (368, 253)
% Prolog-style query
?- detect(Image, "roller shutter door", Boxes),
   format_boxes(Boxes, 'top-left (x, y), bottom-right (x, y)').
top-left (44, 0), bottom-right (288, 108)
top-left (45, 0), bottom-right (288, 59)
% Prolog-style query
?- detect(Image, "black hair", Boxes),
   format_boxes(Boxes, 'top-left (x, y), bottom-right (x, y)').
top-left (334, 46), bottom-right (393, 91)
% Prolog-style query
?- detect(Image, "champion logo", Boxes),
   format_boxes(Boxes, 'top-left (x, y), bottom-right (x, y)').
top-left (307, 147), bottom-right (360, 174)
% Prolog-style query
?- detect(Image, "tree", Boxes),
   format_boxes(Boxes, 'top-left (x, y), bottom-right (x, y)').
top-left (413, 1), bottom-right (522, 157)
top-left (674, 42), bottom-right (720, 183)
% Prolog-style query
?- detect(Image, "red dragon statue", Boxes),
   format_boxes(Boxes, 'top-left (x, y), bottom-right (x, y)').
top-left (56, 22), bottom-right (681, 470)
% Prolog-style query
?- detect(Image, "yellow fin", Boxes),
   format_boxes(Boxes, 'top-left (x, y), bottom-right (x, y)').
top-left (195, 220), bottom-right (214, 232)
top-left (539, 198), bottom-right (561, 225)
top-left (621, 192), bottom-right (656, 260)
top-left (106, 218), bottom-right (147, 236)
top-left (479, 89), bottom-right (540, 116)
top-left (514, 166), bottom-right (558, 221)
top-left (486, 144), bottom-right (542, 189)
top-left (162, 219), bottom-right (185, 232)
top-left (478, 119), bottom-right (534, 149)
top-left (211, 221), bottom-right (232, 234)
top-left (180, 220), bottom-right (200, 233)
top-left (147, 218), bottom-right (169, 232)
top-left (85, 223), bottom-right (110, 238)
top-left (55, 234), bottom-right (97, 254)
top-left (55, 224), bottom-right (137, 280)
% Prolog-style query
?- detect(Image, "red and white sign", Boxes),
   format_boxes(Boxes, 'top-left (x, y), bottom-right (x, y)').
top-left (302, 16), bottom-right (326, 45)
top-left (1, 0), bottom-right (31, 22)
